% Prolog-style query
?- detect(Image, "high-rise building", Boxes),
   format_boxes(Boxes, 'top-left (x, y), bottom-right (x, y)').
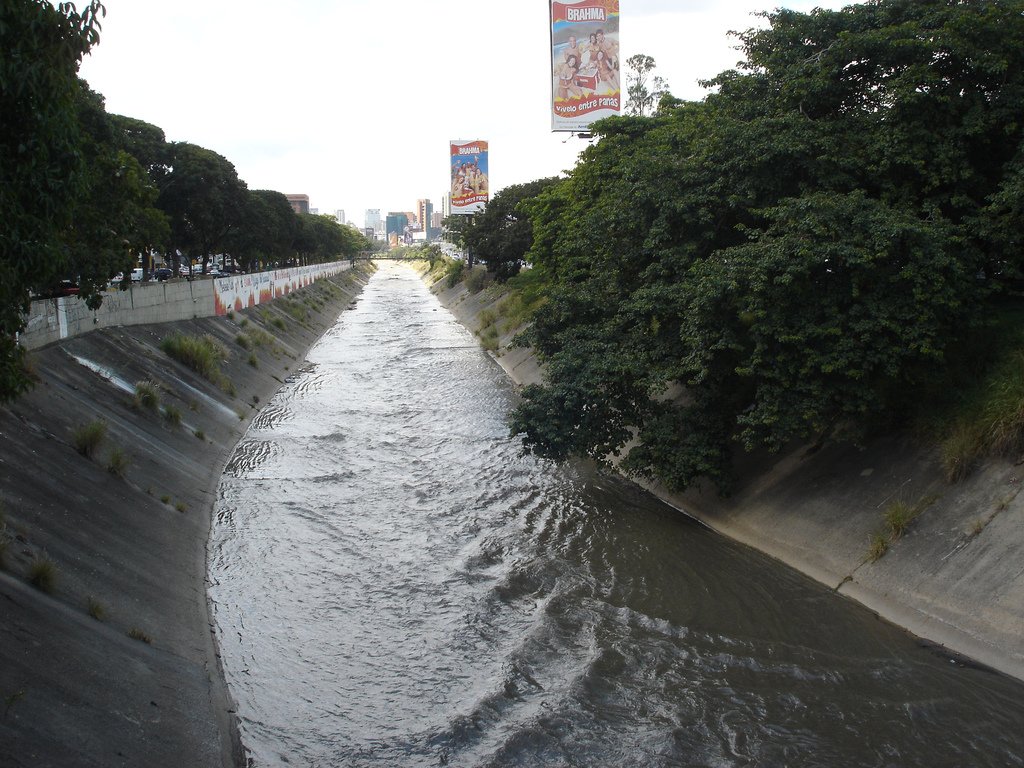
top-left (386, 212), bottom-right (409, 236)
top-left (335, 209), bottom-right (346, 225)
top-left (286, 194), bottom-right (310, 214)
top-left (417, 199), bottom-right (433, 235)
top-left (365, 209), bottom-right (381, 231)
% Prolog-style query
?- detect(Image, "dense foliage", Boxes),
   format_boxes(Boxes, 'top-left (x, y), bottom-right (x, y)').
top-left (1, 0), bottom-right (104, 399)
top-left (0, 0), bottom-right (368, 401)
top-left (511, 0), bottom-right (1024, 493)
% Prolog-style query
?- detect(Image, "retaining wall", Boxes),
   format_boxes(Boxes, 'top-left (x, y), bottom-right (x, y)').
top-left (20, 261), bottom-right (352, 350)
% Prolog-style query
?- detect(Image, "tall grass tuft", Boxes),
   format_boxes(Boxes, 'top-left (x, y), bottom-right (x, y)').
top-left (133, 380), bottom-right (160, 411)
top-left (106, 447), bottom-right (130, 477)
top-left (27, 554), bottom-right (58, 593)
top-left (883, 501), bottom-right (916, 540)
top-left (940, 349), bottom-right (1024, 481)
top-left (160, 333), bottom-right (232, 392)
top-left (87, 596), bottom-right (106, 621)
top-left (162, 404), bottom-right (182, 427)
top-left (72, 420), bottom-right (107, 458)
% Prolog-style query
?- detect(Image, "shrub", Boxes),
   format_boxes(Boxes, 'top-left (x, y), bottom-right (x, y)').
top-left (884, 501), bottom-right (916, 540)
top-left (27, 554), bottom-right (57, 593)
top-left (87, 596), bottom-right (106, 620)
top-left (272, 317), bottom-right (286, 330)
top-left (106, 447), bottom-right (130, 477)
top-left (867, 533), bottom-right (889, 563)
top-left (162, 405), bottom-right (182, 427)
top-left (127, 628), bottom-right (152, 644)
top-left (444, 259), bottom-right (464, 288)
top-left (72, 420), bottom-right (107, 458)
top-left (194, 429), bottom-right (205, 441)
top-left (159, 333), bottom-right (231, 391)
top-left (465, 266), bottom-right (488, 293)
top-left (235, 333), bottom-right (252, 350)
top-left (247, 352), bottom-right (258, 368)
top-left (133, 380), bottom-right (160, 411)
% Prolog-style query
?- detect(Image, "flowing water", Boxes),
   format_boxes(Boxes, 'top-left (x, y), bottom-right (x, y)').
top-left (209, 263), bottom-right (1024, 767)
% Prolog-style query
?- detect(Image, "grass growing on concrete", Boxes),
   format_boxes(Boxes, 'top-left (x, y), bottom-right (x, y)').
top-left (162, 404), bottom-right (182, 427)
top-left (867, 533), bottom-right (889, 563)
top-left (72, 420), bottom-right (107, 458)
top-left (87, 596), bottom-right (106, 621)
top-left (106, 447), bottom-right (130, 477)
top-left (922, 303), bottom-right (1024, 482)
top-left (27, 554), bottom-right (57, 593)
top-left (465, 266), bottom-right (488, 293)
top-left (866, 494), bottom-right (939, 563)
top-left (883, 501), bottom-right (916, 540)
top-left (127, 628), bottom-right (152, 644)
top-left (159, 333), bottom-right (232, 392)
top-left (133, 380), bottom-right (161, 411)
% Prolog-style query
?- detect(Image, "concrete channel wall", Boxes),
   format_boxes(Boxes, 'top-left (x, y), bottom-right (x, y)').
top-left (20, 261), bottom-right (352, 350)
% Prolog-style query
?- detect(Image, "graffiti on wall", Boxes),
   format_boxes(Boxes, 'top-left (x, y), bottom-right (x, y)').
top-left (213, 264), bottom-right (346, 316)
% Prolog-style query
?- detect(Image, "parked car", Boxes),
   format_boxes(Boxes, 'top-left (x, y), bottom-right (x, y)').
top-left (153, 268), bottom-right (173, 281)
top-left (130, 268), bottom-right (143, 282)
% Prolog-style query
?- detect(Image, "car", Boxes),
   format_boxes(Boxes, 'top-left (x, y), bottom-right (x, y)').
top-left (130, 268), bottom-right (144, 282)
top-left (153, 268), bottom-right (173, 281)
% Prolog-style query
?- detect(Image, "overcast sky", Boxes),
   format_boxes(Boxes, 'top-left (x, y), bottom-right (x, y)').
top-left (78, 0), bottom-right (857, 227)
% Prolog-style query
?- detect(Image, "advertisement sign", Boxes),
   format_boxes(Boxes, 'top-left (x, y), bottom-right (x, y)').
top-left (450, 140), bottom-right (489, 215)
top-left (550, 0), bottom-right (621, 132)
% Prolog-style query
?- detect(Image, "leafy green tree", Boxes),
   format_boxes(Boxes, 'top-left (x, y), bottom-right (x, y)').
top-left (463, 178), bottom-right (560, 281)
top-left (158, 142), bottom-right (248, 274)
top-left (511, 0), bottom-right (1024, 493)
top-left (229, 189), bottom-right (297, 271)
top-left (1, 0), bottom-right (104, 400)
top-left (65, 83), bottom-right (168, 296)
top-left (625, 54), bottom-right (669, 117)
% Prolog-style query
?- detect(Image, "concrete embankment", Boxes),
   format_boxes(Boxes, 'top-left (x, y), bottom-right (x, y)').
top-left (0, 263), bottom-right (375, 767)
top-left (423, 264), bottom-right (1024, 684)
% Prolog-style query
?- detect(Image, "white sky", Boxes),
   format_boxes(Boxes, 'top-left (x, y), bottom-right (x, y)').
top-left (78, 0), bottom-right (856, 227)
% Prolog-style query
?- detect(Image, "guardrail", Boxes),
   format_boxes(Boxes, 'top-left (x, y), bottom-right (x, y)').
top-left (20, 261), bottom-right (352, 350)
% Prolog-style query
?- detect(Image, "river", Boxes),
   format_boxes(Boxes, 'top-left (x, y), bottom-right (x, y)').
top-left (209, 262), bottom-right (1024, 767)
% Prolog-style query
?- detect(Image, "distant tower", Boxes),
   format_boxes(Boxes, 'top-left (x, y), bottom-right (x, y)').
top-left (365, 209), bottom-right (381, 231)
top-left (286, 194), bottom-right (310, 214)
top-left (335, 209), bottom-right (346, 225)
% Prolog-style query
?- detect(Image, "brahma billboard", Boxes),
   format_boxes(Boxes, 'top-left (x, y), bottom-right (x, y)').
top-left (550, 0), bottom-right (620, 132)
top-left (449, 140), bottom-right (489, 215)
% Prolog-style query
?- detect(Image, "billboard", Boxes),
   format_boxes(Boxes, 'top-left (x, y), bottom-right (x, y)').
top-left (449, 140), bottom-right (489, 215)
top-left (550, 0), bottom-right (621, 132)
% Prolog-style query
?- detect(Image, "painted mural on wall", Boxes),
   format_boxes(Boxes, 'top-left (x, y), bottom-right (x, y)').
top-left (213, 263), bottom-right (347, 316)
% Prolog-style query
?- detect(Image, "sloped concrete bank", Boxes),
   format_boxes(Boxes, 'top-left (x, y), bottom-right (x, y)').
top-left (423, 265), bottom-right (1024, 684)
top-left (0, 264), bottom-right (375, 767)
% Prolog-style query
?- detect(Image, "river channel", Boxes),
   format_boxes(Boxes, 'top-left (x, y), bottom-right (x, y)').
top-left (209, 263), bottom-right (1024, 767)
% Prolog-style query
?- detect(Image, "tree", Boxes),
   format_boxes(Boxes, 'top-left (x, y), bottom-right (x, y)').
top-left (1, 0), bottom-right (104, 400)
top-left (158, 143), bottom-right (248, 273)
top-left (511, 0), bottom-right (1024, 493)
top-left (462, 178), bottom-right (560, 281)
top-left (229, 189), bottom-right (297, 271)
top-left (64, 83), bottom-right (168, 298)
top-left (625, 54), bottom-right (669, 117)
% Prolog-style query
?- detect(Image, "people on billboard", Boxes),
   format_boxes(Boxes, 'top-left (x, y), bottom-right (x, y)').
top-left (554, 53), bottom-right (584, 101)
